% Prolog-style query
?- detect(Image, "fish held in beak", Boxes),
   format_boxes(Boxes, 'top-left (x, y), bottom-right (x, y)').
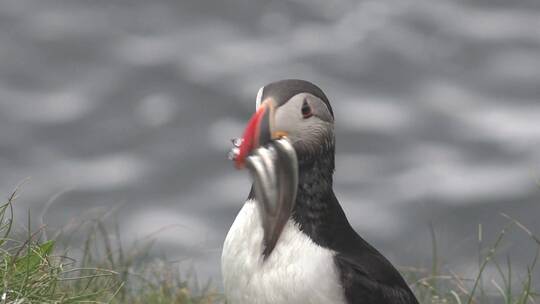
top-left (245, 138), bottom-right (298, 258)
top-left (229, 103), bottom-right (298, 258)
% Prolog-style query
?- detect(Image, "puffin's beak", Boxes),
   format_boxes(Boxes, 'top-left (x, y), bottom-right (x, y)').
top-left (235, 100), bottom-right (274, 169)
top-left (234, 99), bottom-right (298, 258)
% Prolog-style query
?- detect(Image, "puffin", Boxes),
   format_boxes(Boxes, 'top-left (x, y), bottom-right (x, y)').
top-left (222, 79), bottom-right (419, 304)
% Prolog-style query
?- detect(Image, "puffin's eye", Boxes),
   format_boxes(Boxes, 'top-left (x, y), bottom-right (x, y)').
top-left (301, 100), bottom-right (312, 118)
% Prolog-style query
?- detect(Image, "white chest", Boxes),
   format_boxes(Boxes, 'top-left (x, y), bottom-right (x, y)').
top-left (221, 200), bottom-right (346, 304)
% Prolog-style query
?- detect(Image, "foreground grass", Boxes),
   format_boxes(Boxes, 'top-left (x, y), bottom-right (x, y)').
top-left (0, 187), bottom-right (538, 303)
top-left (402, 220), bottom-right (540, 304)
top-left (0, 189), bottom-right (221, 303)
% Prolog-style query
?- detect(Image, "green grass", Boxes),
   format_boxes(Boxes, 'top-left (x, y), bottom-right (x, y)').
top-left (0, 187), bottom-right (221, 304)
top-left (402, 219), bottom-right (540, 304)
top-left (0, 186), bottom-right (538, 303)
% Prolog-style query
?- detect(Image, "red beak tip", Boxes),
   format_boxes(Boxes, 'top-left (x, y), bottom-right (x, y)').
top-left (233, 106), bottom-right (267, 170)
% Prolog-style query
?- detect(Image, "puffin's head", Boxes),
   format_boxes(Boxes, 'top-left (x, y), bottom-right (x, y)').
top-left (235, 79), bottom-right (334, 169)
top-left (234, 79), bottom-right (334, 257)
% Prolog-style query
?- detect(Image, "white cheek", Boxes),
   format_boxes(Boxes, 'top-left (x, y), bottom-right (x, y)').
top-left (273, 95), bottom-right (334, 151)
top-left (293, 121), bottom-right (332, 152)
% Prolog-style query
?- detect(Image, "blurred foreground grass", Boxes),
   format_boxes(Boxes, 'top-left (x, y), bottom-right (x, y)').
top-left (0, 187), bottom-right (538, 303)
top-left (0, 188), bottom-right (221, 304)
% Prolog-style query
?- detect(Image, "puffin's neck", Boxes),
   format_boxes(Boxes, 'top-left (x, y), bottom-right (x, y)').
top-left (297, 148), bottom-right (334, 197)
top-left (292, 146), bottom-right (338, 246)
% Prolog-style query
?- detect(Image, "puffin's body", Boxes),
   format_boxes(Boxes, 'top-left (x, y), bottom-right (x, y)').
top-left (222, 199), bottom-right (346, 304)
top-left (222, 80), bottom-right (418, 304)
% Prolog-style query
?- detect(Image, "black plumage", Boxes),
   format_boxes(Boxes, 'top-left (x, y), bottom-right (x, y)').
top-left (261, 79), bottom-right (334, 117)
top-left (247, 140), bottom-right (418, 303)
top-left (293, 144), bottom-right (418, 304)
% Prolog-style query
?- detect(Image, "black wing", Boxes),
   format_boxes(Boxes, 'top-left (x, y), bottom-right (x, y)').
top-left (329, 195), bottom-right (419, 304)
top-left (335, 251), bottom-right (418, 304)
top-left (293, 191), bottom-right (418, 304)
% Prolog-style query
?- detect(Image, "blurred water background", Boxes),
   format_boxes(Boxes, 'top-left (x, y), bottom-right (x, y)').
top-left (1, 0), bottom-right (540, 288)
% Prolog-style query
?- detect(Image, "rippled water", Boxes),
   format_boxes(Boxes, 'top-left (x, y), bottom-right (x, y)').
top-left (1, 0), bottom-right (540, 285)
